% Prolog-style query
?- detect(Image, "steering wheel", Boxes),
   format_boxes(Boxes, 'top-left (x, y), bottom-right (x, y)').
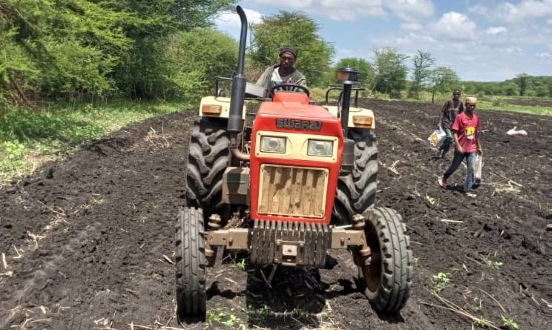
top-left (270, 83), bottom-right (310, 97)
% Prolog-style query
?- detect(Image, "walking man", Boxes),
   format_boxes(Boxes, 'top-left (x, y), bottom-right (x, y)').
top-left (436, 89), bottom-right (464, 159)
top-left (438, 97), bottom-right (483, 197)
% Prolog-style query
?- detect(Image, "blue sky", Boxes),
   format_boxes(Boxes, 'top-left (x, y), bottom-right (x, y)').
top-left (214, 0), bottom-right (552, 82)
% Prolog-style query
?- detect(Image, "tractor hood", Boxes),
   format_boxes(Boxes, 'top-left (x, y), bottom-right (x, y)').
top-left (254, 102), bottom-right (344, 138)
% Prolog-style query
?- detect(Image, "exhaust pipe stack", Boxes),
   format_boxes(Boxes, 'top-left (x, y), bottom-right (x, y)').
top-left (336, 67), bottom-right (360, 172)
top-left (228, 6), bottom-right (247, 144)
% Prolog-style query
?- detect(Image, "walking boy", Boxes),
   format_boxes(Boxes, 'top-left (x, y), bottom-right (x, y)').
top-left (438, 97), bottom-right (483, 197)
top-left (436, 89), bottom-right (464, 159)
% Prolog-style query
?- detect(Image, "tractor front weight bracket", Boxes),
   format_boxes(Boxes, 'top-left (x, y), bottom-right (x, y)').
top-left (205, 221), bottom-right (370, 268)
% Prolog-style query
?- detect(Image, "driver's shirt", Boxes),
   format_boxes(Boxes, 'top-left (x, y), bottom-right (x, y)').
top-left (269, 68), bottom-right (296, 91)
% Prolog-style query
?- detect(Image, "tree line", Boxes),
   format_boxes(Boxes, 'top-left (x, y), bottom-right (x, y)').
top-left (1, 1), bottom-right (551, 110)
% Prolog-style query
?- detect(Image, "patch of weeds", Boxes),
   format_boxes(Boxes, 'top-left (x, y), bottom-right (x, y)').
top-left (41, 204), bottom-right (56, 214)
top-left (236, 259), bottom-right (247, 271)
top-left (490, 96), bottom-right (503, 107)
top-left (207, 310), bottom-right (238, 327)
top-left (431, 272), bottom-right (451, 293)
top-left (501, 315), bottom-right (519, 330)
top-left (473, 317), bottom-right (492, 329)
top-left (469, 296), bottom-right (482, 312)
top-left (88, 196), bottom-right (105, 205)
top-left (426, 195), bottom-right (437, 205)
top-left (248, 304), bottom-right (271, 323)
top-left (412, 256), bottom-right (420, 264)
top-left (484, 257), bottom-right (503, 270)
top-left (0, 100), bottom-right (182, 184)
top-left (293, 306), bottom-right (308, 318)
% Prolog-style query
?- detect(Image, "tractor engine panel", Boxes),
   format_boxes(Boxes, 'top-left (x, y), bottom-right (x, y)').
top-left (249, 102), bottom-right (344, 225)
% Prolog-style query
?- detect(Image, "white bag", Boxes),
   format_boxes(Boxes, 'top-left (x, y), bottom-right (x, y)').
top-left (474, 154), bottom-right (483, 184)
top-left (428, 126), bottom-right (446, 147)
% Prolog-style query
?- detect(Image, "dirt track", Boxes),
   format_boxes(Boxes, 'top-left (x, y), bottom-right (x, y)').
top-left (1, 99), bottom-right (551, 330)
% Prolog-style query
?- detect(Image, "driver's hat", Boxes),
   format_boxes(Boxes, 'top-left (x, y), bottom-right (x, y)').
top-left (279, 46), bottom-right (298, 58)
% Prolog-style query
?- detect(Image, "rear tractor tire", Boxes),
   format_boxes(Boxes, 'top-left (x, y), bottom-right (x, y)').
top-left (358, 207), bottom-right (412, 314)
top-left (175, 207), bottom-right (207, 320)
top-left (334, 129), bottom-right (378, 225)
top-left (186, 118), bottom-right (231, 214)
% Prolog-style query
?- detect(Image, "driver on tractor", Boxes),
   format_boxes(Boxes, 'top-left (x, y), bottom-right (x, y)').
top-left (256, 46), bottom-right (307, 97)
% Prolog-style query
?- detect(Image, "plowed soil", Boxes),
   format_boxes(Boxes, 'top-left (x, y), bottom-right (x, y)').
top-left (1, 99), bottom-right (551, 330)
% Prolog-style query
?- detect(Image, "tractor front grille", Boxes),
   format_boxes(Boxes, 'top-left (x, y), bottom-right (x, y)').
top-left (258, 164), bottom-right (328, 218)
top-left (250, 220), bottom-right (331, 267)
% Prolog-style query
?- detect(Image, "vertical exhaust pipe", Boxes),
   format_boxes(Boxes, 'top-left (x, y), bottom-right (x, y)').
top-left (228, 6), bottom-right (248, 137)
top-left (337, 67), bottom-right (360, 172)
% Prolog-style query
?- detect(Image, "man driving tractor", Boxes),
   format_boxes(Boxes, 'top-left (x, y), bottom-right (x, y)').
top-left (256, 45), bottom-right (307, 97)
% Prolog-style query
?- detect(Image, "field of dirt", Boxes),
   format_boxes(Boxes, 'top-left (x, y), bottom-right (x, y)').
top-left (1, 99), bottom-right (551, 330)
top-left (501, 98), bottom-right (552, 107)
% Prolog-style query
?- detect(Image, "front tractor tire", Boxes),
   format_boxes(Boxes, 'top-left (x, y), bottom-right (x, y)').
top-left (175, 207), bottom-right (207, 320)
top-left (359, 207), bottom-right (412, 314)
top-left (334, 129), bottom-right (378, 225)
top-left (186, 118), bottom-right (231, 214)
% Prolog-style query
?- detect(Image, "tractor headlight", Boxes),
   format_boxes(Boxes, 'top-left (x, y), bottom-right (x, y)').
top-left (260, 136), bottom-right (286, 154)
top-left (307, 139), bottom-right (333, 157)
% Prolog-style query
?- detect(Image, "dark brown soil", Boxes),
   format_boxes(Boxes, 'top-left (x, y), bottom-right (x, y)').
top-left (1, 99), bottom-right (551, 330)
top-left (501, 98), bottom-right (552, 107)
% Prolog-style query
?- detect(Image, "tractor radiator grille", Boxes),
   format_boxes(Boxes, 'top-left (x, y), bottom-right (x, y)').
top-left (258, 165), bottom-right (328, 218)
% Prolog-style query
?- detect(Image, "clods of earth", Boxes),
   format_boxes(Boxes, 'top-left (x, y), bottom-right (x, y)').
top-left (1, 99), bottom-right (551, 329)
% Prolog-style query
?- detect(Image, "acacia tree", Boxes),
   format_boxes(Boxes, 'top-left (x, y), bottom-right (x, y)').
top-left (409, 50), bottom-right (435, 99)
top-left (248, 11), bottom-right (335, 87)
top-left (371, 48), bottom-right (409, 98)
top-left (164, 29), bottom-right (238, 100)
top-left (0, 0), bottom-right (236, 104)
top-left (428, 66), bottom-right (460, 103)
top-left (515, 73), bottom-right (529, 96)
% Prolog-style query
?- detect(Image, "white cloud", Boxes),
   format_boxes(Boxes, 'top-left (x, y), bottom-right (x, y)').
top-left (429, 12), bottom-right (477, 40)
top-left (485, 26), bottom-right (507, 35)
top-left (468, 4), bottom-right (488, 16)
top-left (536, 52), bottom-right (552, 58)
top-left (243, 0), bottom-right (386, 21)
top-left (243, 0), bottom-right (434, 22)
top-left (215, 8), bottom-right (263, 29)
top-left (504, 45), bottom-right (523, 54)
top-left (226, 0), bottom-right (552, 81)
top-left (473, 0), bottom-right (552, 24)
top-left (401, 22), bottom-right (424, 31)
top-left (384, 0), bottom-right (435, 22)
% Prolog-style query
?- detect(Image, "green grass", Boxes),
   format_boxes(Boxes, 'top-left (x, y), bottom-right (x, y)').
top-left (0, 99), bottom-right (186, 184)
top-left (407, 91), bottom-right (552, 116)
top-left (476, 101), bottom-right (552, 116)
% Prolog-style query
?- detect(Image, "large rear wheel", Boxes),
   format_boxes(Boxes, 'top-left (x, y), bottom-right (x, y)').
top-left (358, 207), bottom-right (412, 314)
top-left (186, 118), bottom-right (231, 215)
top-left (334, 128), bottom-right (378, 225)
top-left (175, 207), bottom-right (207, 320)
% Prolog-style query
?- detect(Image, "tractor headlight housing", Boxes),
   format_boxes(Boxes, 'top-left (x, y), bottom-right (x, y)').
top-left (260, 136), bottom-right (286, 154)
top-left (307, 139), bottom-right (333, 157)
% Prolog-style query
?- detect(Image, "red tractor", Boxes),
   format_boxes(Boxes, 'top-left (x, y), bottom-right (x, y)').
top-left (175, 5), bottom-right (412, 321)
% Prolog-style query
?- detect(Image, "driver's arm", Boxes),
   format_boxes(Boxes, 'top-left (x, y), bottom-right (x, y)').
top-left (256, 67), bottom-right (272, 89)
top-left (294, 72), bottom-right (307, 87)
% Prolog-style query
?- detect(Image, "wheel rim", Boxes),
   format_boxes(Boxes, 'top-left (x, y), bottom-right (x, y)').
top-left (361, 220), bottom-right (382, 295)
